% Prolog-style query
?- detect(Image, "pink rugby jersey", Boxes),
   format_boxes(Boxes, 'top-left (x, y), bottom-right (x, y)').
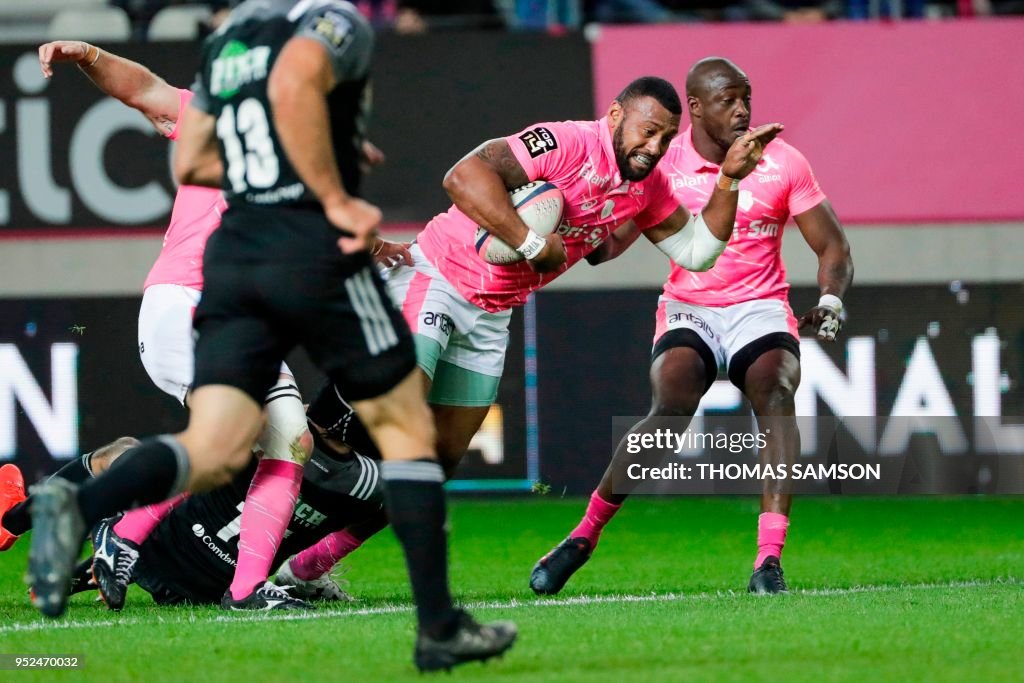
top-left (660, 126), bottom-right (826, 307)
top-left (416, 118), bottom-right (680, 312)
top-left (143, 89), bottom-right (227, 290)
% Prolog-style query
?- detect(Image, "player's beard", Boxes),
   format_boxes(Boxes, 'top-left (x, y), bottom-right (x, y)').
top-left (613, 125), bottom-right (656, 182)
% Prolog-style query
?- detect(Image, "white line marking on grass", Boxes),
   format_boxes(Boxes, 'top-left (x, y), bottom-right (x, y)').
top-left (2, 577), bottom-right (1019, 635)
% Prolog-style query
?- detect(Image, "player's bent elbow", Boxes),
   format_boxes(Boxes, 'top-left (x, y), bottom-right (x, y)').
top-left (442, 163), bottom-right (469, 199)
top-left (840, 242), bottom-right (854, 275)
top-left (684, 254), bottom-right (720, 272)
top-left (659, 241), bottom-right (719, 272)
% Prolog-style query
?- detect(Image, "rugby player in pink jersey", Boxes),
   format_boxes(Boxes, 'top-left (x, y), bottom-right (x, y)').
top-left (377, 77), bottom-right (781, 488)
top-left (6, 41), bottom-right (336, 612)
top-left (531, 58), bottom-right (853, 595)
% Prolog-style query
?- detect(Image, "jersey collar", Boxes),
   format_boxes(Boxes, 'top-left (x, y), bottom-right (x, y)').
top-left (679, 125), bottom-right (722, 174)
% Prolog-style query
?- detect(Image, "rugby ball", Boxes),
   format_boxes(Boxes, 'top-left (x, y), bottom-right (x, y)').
top-left (475, 181), bottom-right (564, 265)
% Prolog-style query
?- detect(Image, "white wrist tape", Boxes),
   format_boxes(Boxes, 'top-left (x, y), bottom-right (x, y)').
top-left (516, 229), bottom-right (546, 261)
top-left (653, 212), bottom-right (728, 272)
top-left (816, 294), bottom-right (843, 341)
top-left (717, 171), bottom-right (741, 191)
top-left (818, 294), bottom-right (843, 314)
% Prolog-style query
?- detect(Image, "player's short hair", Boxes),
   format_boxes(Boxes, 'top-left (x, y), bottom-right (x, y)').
top-left (615, 77), bottom-right (682, 116)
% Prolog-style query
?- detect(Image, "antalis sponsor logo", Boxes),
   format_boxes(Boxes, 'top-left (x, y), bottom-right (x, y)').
top-left (211, 41), bottom-right (272, 98)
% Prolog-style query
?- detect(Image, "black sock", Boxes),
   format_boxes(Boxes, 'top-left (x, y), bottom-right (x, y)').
top-left (2, 452), bottom-right (97, 535)
top-left (2, 499), bottom-right (30, 536)
top-left (76, 436), bottom-right (190, 528)
top-left (307, 382), bottom-right (378, 460)
top-left (381, 459), bottom-right (458, 639)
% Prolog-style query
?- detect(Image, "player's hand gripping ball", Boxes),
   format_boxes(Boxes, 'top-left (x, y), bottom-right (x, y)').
top-left (475, 181), bottom-right (565, 265)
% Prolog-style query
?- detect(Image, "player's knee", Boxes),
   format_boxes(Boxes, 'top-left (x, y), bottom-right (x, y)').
top-left (257, 407), bottom-right (313, 465)
top-left (362, 394), bottom-right (432, 434)
top-left (111, 435), bottom-right (142, 452)
top-left (101, 435), bottom-right (141, 457)
top-left (258, 377), bottom-right (311, 464)
top-left (180, 424), bottom-right (258, 488)
top-left (749, 379), bottom-right (796, 415)
top-left (650, 374), bottom-right (704, 417)
top-left (90, 436), bottom-right (141, 474)
top-left (361, 396), bottom-right (436, 458)
top-left (396, 405), bottom-right (437, 454)
top-left (650, 396), bottom-right (700, 418)
top-left (86, 436), bottom-right (138, 474)
top-left (298, 429), bottom-right (314, 458)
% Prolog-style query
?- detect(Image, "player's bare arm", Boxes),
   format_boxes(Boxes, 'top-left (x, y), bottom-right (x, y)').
top-left (353, 141), bottom-right (406, 264)
top-left (444, 138), bottom-right (566, 273)
top-left (361, 140), bottom-right (386, 169)
top-left (373, 239), bottom-right (414, 268)
top-left (38, 41), bottom-right (181, 137)
top-left (360, 139), bottom-right (387, 177)
top-left (173, 105), bottom-right (224, 188)
top-left (643, 123), bottom-right (784, 271)
top-left (269, 37), bottom-right (380, 253)
top-left (585, 221), bottom-right (642, 266)
top-left (794, 199), bottom-right (853, 341)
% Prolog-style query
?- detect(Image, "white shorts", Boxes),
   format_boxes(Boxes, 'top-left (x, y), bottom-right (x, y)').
top-left (653, 297), bottom-right (799, 378)
top-left (385, 244), bottom-right (511, 406)
top-left (137, 284), bottom-right (293, 405)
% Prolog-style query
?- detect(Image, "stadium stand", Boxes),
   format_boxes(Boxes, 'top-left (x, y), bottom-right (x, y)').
top-left (47, 5), bottom-right (132, 41)
top-left (147, 4), bottom-right (213, 40)
top-left (0, 0), bottom-right (108, 43)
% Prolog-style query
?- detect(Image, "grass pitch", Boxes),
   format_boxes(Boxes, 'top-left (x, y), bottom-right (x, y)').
top-left (1, 497), bottom-right (1022, 682)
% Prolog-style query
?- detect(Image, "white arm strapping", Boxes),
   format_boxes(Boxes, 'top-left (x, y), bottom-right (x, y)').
top-left (653, 212), bottom-right (728, 272)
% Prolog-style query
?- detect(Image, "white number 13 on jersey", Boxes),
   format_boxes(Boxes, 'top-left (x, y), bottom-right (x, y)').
top-left (217, 98), bottom-right (280, 193)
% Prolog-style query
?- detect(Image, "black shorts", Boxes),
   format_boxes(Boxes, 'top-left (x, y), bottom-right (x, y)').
top-left (193, 205), bottom-right (417, 403)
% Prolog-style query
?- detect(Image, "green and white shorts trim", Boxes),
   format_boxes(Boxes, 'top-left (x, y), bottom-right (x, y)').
top-left (385, 244), bottom-right (510, 407)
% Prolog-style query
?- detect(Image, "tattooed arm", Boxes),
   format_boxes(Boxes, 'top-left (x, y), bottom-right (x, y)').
top-left (442, 138), bottom-right (565, 272)
top-left (39, 41), bottom-right (182, 137)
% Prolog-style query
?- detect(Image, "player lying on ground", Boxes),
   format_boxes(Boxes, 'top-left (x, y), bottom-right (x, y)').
top-left (6, 387), bottom-right (389, 607)
top-left (68, 433), bottom-right (386, 606)
top-left (530, 57), bottom-right (853, 596)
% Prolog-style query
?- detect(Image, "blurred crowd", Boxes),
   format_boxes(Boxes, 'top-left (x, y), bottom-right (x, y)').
top-left (114, 0), bottom-right (1024, 40)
